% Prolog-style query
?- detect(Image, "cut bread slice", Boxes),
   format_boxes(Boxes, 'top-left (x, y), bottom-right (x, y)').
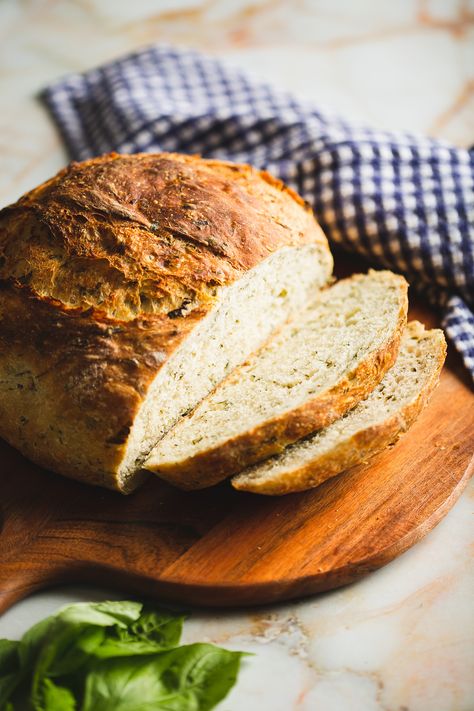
top-left (0, 152), bottom-right (334, 492)
top-left (232, 321), bottom-right (446, 495)
top-left (118, 242), bottom-right (333, 487)
top-left (145, 270), bottom-right (408, 489)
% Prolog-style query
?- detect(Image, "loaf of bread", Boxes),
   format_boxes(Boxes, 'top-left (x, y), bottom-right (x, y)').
top-left (232, 322), bottom-right (446, 494)
top-left (0, 152), bottom-right (333, 491)
top-left (145, 270), bottom-right (408, 489)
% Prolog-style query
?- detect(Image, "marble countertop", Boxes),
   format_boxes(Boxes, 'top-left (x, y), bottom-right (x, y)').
top-left (0, 1), bottom-right (473, 709)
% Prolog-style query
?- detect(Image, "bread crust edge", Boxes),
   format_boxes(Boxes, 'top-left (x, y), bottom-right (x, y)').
top-left (0, 153), bottom-right (332, 492)
top-left (148, 276), bottom-right (409, 490)
top-left (232, 325), bottom-right (446, 495)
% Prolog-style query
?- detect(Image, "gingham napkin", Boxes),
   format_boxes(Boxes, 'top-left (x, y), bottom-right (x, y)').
top-left (41, 45), bottom-right (474, 381)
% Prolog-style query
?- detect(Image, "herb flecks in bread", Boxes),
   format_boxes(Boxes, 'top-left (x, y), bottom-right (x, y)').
top-left (232, 322), bottom-right (446, 495)
top-left (0, 153), bottom-right (332, 491)
top-left (145, 270), bottom-right (408, 489)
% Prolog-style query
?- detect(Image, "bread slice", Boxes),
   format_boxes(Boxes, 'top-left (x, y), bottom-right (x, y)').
top-left (0, 152), bottom-right (333, 492)
top-left (145, 270), bottom-right (408, 489)
top-left (232, 322), bottom-right (446, 495)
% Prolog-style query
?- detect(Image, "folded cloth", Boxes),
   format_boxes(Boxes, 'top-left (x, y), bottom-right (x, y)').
top-left (41, 45), bottom-right (474, 381)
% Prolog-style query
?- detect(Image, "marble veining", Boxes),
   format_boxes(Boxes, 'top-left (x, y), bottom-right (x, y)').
top-left (0, 1), bottom-right (473, 709)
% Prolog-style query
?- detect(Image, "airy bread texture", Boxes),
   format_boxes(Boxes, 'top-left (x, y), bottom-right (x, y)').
top-left (145, 270), bottom-right (408, 489)
top-left (232, 322), bottom-right (446, 494)
top-left (0, 152), bottom-right (332, 491)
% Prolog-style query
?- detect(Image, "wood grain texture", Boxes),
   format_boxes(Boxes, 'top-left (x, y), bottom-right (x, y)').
top-left (0, 285), bottom-right (473, 612)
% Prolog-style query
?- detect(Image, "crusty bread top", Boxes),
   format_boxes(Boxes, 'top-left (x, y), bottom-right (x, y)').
top-left (0, 153), bottom-right (332, 488)
top-left (0, 152), bottom-right (328, 321)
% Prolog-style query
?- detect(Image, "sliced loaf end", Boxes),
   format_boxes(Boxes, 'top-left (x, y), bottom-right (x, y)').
top-left (117, 241), bottom-right (333, 491)
top-left (145, 270), bottom-right (408, 490)
top-left (232, 321), bottom-right (446, 495)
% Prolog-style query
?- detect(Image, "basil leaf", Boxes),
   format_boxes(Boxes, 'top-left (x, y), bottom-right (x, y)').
top-left (56, 601), bottom-right (143, 628)
top-left (0, 673), bottom-right (20, 708)
top-left (18, 617), bottom-right (55, 668)
top-left (0, 639), bottom-right (22, 707)
top-left (47, 627), bottom-right (106, 677)
top-left (0, 640), bottom-right (19, 672)
top-left (93, 607), bottom-right (185, 658)
top-left (30, 601), bottom-right (144, 703)
top-left (0, 601), bottom-right (246, 711)
top-left (81, 644), bottom-right (245, 711)
top-left (41, 678), bottom-right (76, 710)
top-left (128, 607), bottom-right (185, 649)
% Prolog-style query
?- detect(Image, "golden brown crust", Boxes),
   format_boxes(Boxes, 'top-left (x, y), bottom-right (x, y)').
top-left (0, 153), bottom-right (325, 320)
top-left (0, 283), bottom-right (201, 489)
top-left (232, 327), bottom-right (446, 495)
top-left (0, 153), bottom-right (329, 490)
top-left (149, 278), bottom-right (408, 490)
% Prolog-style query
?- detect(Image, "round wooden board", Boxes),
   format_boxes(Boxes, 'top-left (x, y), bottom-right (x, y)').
top-left (1, 295), bottom-right (473, 612)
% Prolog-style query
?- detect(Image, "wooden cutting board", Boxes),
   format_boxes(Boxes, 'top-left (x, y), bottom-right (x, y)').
top-left (1, 291), bottom-right (473, 612)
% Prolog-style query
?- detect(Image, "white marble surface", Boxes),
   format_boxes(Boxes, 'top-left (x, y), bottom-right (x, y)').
top-left (0, 1), bottom-right (473, 709)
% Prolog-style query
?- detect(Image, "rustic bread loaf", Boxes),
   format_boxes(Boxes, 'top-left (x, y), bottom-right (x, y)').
top-left (145, 270), bottom-right (408, 489)
top-left (232, 322), bottom-right (446, 494)
top-left (0, 152), bottom-right (333, 492)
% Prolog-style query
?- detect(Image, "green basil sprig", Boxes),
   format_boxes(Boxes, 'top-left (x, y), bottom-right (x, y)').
top-left (0, 601), bottom-right (246, 710)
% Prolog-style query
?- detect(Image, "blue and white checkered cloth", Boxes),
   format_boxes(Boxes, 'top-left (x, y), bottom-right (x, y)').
top-left (41, 45), bottom-right (474, 381)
